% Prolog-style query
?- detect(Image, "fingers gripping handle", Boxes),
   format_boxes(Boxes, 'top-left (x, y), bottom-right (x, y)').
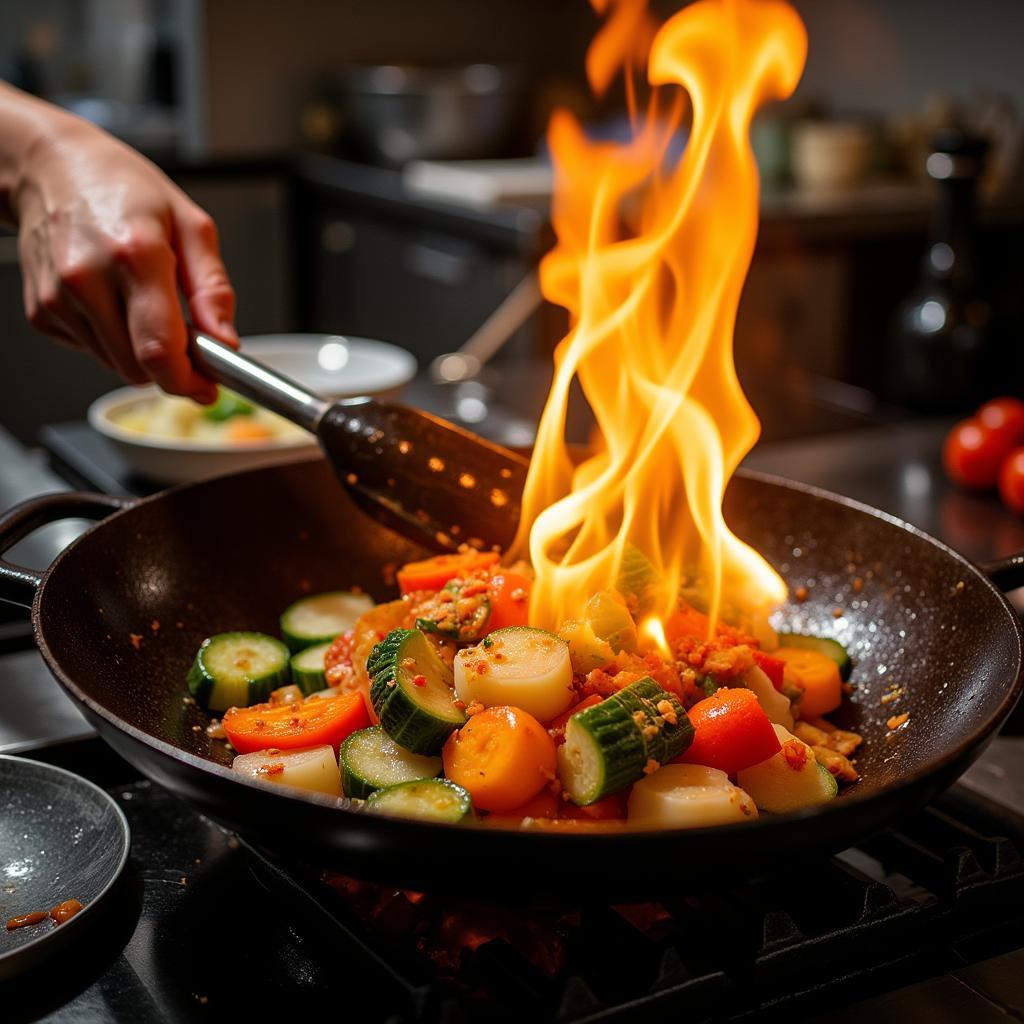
top-left (0, 492), bottom-right (132, 608)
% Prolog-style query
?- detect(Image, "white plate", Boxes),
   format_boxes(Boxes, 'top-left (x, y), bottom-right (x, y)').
top-left (87, 334), bottom-right (418, 485)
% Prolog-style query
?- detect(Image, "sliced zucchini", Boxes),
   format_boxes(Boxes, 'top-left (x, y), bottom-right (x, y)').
top-left (340, 726), bottom-right (442, 799)
top-left (290, 641), bottom-right (332, 693)
top-left (736, 724), bottom-right (838, 813)
top-left (615, 544), bottom-right (660, 614)
top-left (280, 590), bottom-right (374, 652)
top-left (366, 778), bottom-right (473, 823)
top-left (454, 626), bottom-right (574, 723)
top-left (741, 666), bottom-right (794, 730)
top-left (584, 590), bottom-right (637, 653)
top-left (187, 631), bottom-right (290, 711)
top-left (557, 678), bottom-right (692, 805)
top-left (232, 744), bottom-right (341, 797)
top-left (628, 764), bottom-right (758, 828)
top-left (368, 628), bottom-right (465, 754)
top-left (415, 578), bottom-right (491, 642)
top-left (775, 632), bottom-right (851, 680)
top-left (557, 618), bottom-right (616, 674)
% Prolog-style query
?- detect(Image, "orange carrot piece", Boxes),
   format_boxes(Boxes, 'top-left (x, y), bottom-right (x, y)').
top-left (442, 705), bottom-right (556, 812)
top-left (775, 647), bottom-right (842, 717)
top-left (396, 551), bottom-right (500, 595)
top-left (223, 691), bottom-right (369, 754)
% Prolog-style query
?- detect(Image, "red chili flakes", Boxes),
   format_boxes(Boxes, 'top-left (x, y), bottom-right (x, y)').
top-left (781, 739), bottom-right (808, 771)
top-left (887, 713), bottom-right (910, 731)
top-left (257, 762), bottom-right (285, 777)
top-left (643, 758), bottom-right (660, 776)
top-left (412, 674), bottom-right (427, 688)
top-left (453, 699), bottom-right (467, 710)
top-left (129, 633), bottom-right (143, 650)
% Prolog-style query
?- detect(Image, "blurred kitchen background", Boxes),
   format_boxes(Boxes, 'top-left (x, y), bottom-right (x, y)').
top-left (1, 0), bottom-right (1023, 446)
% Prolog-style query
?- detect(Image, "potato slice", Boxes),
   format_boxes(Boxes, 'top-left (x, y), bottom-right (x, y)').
top-left (232, 744), bottom-right (341, 797)
top-left (627, 764), bottom-right (757, 828)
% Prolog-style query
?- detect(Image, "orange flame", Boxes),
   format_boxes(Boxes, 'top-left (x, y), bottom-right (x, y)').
top-left (512, 0), bottom-right (806, 633)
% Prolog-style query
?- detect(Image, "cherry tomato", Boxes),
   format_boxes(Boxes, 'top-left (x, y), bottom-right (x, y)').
top-left (977, 397), bottom-right (1024, 447)
top-left (485, 572), bottom-right (532, 632)
top-left (998, 447), bottom-right (1024, 515)
top-left (943, 419), bottom-right (1014, 490)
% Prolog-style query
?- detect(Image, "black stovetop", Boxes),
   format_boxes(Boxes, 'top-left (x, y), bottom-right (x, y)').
top-left (5, 743), bottom-right (1024, 1024)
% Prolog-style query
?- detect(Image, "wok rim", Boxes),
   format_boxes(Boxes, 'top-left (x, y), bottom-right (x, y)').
top-left (29, 457), bottom-right (1024, 850)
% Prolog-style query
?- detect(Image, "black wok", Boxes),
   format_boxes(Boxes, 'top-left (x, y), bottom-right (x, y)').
top-left (1, 458), bottom-right (1021, 899)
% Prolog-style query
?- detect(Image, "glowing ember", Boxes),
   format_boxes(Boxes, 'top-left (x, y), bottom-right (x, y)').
top-left (511, 0), bottom-right (805, 634)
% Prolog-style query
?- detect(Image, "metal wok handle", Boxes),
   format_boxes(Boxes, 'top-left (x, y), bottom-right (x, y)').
top-left (981, 552), bottom-right (1024, 594)
top-left (0, 492), bottom-right (133, 608)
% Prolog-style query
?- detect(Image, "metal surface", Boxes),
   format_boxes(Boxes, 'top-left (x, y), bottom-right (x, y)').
top-left (0, 457), bottom-right (1020, 897)
top-left (190, 330), bottom-right (529, 552)
top-left (0, 756), bottom-right (130, 982)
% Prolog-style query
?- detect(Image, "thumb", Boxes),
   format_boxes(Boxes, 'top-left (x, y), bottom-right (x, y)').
top-left (171, 202), bottom-right (238, 347)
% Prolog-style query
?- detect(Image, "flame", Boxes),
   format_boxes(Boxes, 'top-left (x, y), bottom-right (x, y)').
top-left (639, 616), bottom-right (671, 657)
top-left (511, 0), bottom-right (806, 633)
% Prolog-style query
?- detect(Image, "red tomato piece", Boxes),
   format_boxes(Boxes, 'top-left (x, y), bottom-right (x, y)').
top-left (999, 447), bottom-right (1024, 515)
top-left (223, 692), bottom-right (369, 755)
top-left (978, 397), bottom-right (1024, 447)
top-left (943, 418), bottom-right (1014, 490)
top-left (485, 572), bottom-right (532, 632)
top-left (678, 687), bottom-right (781, 775)
top-left (751, 650), bottom-right (786, 691)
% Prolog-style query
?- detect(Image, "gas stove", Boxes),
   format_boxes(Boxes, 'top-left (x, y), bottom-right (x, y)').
top-left (4, 745), bottom-right (1024, 1023)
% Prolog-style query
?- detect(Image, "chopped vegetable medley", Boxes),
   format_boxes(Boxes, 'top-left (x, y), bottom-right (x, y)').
top-left (186, 549), bottom-right (862, 829)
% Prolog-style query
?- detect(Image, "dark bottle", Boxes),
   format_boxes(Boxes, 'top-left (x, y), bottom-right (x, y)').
top-left (889, 129), bottom-right (991, 412)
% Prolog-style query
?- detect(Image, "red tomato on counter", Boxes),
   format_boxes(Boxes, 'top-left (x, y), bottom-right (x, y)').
top-left (943, 419), bottom-right (1014, 490)
top-left (998, 448), bottom-right (1024, 516)
top-left (977, 397), bottom-right (1024, 448)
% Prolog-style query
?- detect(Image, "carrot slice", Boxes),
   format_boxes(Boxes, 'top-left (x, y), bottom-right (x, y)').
top-left (396, 551), bottom-right (500, 595)
top-left (223, 691), bottom-right (369, 755)
top-left (678, 687), bottom-right (781, 775)
top-left (442, 705), bottom-right (556, 812)
top-left (775, 647), bottom-right (842, 717)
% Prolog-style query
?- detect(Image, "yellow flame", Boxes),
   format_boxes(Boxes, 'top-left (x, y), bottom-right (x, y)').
top-left (639, 616), bottom-right (671, 657)
top-left (512, 0), bottom-right (805, 632)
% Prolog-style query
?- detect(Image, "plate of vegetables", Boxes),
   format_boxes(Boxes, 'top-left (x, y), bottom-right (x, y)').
top-left (188, 549), bottom-right (861, 831)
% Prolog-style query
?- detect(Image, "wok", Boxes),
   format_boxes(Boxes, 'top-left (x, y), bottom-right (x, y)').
top-left (1, 458), bottom-right (1021, 899)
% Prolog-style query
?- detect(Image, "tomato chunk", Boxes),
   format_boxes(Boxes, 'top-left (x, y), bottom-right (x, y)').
top-left (678, 687), bottom-right (781, 775)
top-left (485, 572), bottom-right (532, 632)
top-left (223, 692), bottom-right (369, 755)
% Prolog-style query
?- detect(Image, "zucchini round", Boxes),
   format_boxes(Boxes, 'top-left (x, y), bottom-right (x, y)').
top-left (340, 726), bottom-right (442, 799)
top-left (290, 641), bottom-right (332, 693)
top-left (368, 628), bottom-right (465, 754)
top-left (557, 678), bottom-right (693, 805)
top-left (280, 591), bottom-right (374, 651)
top-left (776, 632), bottom-right (851, 680)
top-left (366, 778), bottom-right (473, 823)
top-left (186, 631), bottom-right (290, 712)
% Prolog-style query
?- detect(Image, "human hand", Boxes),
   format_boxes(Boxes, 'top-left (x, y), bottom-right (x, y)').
top-left (2, 88), bottom-right (236, 402)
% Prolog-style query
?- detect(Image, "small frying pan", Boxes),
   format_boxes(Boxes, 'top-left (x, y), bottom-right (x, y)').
top-left (0, 459), bottom-right (1021, 899)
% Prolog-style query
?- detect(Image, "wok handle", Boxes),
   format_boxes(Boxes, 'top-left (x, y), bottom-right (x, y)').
top-left (981, 552), bottom-right (1024, 593)
top-left (0, 492), bottom-right (133, 608)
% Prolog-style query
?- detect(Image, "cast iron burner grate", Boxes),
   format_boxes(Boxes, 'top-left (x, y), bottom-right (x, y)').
top-left (243, 794), bottom-right (1024, 1023)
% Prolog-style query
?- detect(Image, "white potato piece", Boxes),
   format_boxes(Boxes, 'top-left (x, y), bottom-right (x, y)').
top-left (736, 724), bottom-right (838, 813)
top-left (232, 744), bottom-right (341, 797)
top-left (742, 666), bottom-right (794, 730)
top-left (454, 626), bottom-right (574, 723)
top-left (627, 764), bottom-right (757, 828)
